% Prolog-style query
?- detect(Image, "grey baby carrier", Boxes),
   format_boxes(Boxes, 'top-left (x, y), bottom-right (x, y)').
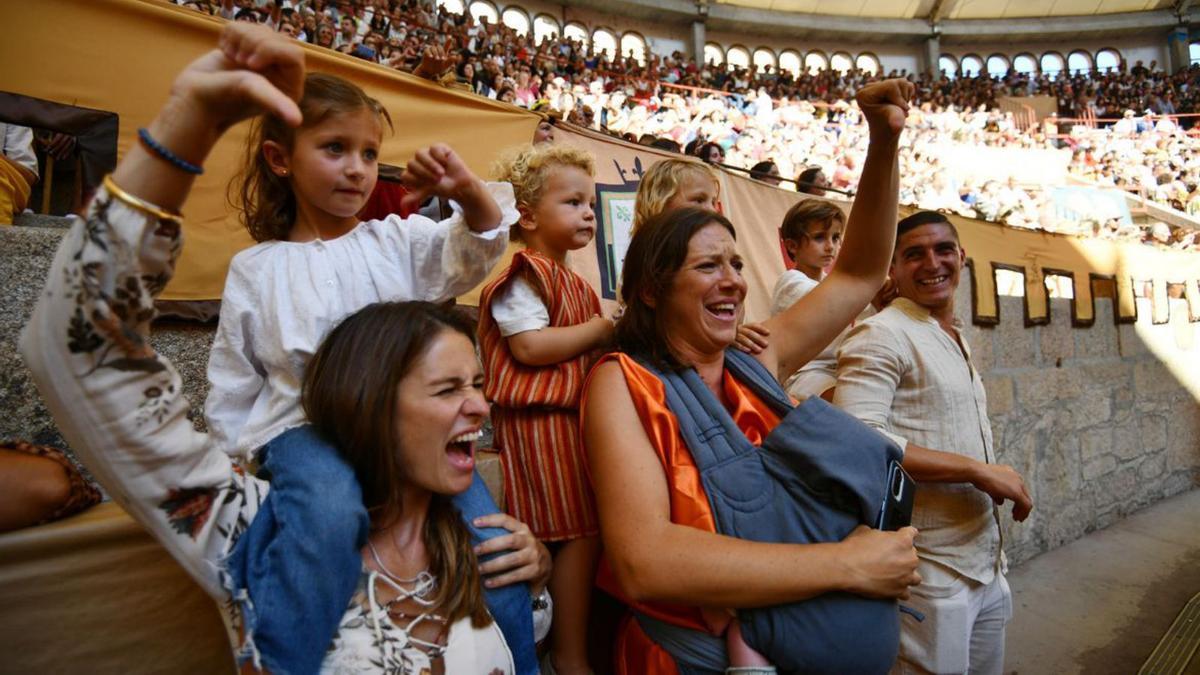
top-left (635, 349), bottom-right (904, 674)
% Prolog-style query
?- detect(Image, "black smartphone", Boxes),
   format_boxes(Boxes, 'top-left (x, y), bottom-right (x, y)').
top-left (876, 460), bottom-right (915, 531)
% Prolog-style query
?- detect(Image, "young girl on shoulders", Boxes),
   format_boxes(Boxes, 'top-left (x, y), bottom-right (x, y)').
top-left (478, 144), bottom-right (611, 675)
top-left (202, 65), bottom-right (544, 673)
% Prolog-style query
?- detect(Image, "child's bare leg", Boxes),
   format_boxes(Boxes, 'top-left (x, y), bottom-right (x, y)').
top-left (726, 621), bottom-right (775, 672)
top-left (547, 535), bottom-right (600, 675)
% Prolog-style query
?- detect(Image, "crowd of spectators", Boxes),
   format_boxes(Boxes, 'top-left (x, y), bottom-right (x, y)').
top-left (175, 0), bottom-right (1200, 251)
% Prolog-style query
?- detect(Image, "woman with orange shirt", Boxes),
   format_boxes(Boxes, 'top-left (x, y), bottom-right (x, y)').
top-left (582, 78), bottom-right (922, 674)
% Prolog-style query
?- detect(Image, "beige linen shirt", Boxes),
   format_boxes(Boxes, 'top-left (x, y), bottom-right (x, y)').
top-left (834, 297), bottom-right (1003, 585)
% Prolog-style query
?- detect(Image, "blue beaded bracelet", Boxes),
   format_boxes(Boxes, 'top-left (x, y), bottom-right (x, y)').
top-left (137, 127), bottom-right (204, 175)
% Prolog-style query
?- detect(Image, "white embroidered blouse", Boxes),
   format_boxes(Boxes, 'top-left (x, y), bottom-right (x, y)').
top-left (19, 188), bottom-right (524, 673)
top-left (204, 183), bottom-right (518, 460)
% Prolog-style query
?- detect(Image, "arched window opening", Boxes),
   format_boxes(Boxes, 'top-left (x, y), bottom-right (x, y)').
top-left (986, 54), bottom-right (1009, 77)
top-left (753, 47), bottom-right (777, 73)
top-left (704, 43), bottom-right (725, 66)
top-left (856, 53), bottom-right (880, 75)
top-left (468, 0), bottom-right (498, 25)
top-left (592, 28), bottom-right (617, 59)
top-left (1041, 52), bottom-right (1065, 78)
top-left (960, 54), bottom-right (983, 78)
top-left (1095, 48), bottom-right (1121, 73)
top-left (500, 7), bottom-right (529, 36)
top-left (621, 32), bottom-right (647, 66)
top-left (830, 51), bottom-right (853, 73)
top-left (532, 14), bottom-right (559, 45)
top-left (1068, 50), bottom-right (1092, 75)
top-left (1013, 53), bottom-right (1037, 75)
top-left (563, 22), bottom-right (588, 47)
top-left (939, 54), bottom-right (958, 78)
top-left (727, 45), bottom-right (751, 69)
top-left (804, 51), bottom-right (828, 74)
top-left (779, 50), bottom-right (802, 77)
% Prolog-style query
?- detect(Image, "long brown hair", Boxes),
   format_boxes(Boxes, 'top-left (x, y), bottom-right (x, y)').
top-left (301, 301), bottom-right (490, 627)
top-left (234, 72), bottom-right (393, 242)
top-left (616, 206), bottom-right (737, 370)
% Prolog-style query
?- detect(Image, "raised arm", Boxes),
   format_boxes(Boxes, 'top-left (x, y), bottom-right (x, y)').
top-left (18, 23), bottom-right (304, 596)
top-left (583, 361), bottom-right (921, 607)
top-left (757, 79), bottom-right (914, 380)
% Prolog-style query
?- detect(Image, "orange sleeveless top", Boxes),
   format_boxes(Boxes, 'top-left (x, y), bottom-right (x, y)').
top-left (583, 353), bottom-right (784, 674)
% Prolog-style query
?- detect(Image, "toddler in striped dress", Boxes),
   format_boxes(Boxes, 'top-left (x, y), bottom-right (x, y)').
top-left (479, 144), bottom-right (612, 675)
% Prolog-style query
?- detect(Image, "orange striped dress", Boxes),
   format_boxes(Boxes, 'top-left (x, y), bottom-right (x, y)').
top-left (478, 249), bottom-right (601, 541)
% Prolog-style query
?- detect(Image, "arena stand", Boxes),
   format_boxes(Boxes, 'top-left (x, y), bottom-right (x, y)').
top-left (2, 0), bottom-right (1200, 671)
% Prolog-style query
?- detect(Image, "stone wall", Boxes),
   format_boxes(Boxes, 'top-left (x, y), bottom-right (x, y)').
top-left (3, 224), bottom-right (1199, 565)
top-left (955, 284), bottom-right (1200, 566)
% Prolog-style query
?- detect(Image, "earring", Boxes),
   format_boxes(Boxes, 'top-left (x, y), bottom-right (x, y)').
top-left (280, 169), bottom-right (289, 176)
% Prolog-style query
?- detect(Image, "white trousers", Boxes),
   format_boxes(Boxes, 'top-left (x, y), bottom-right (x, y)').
top-left (892, 561), bottom-right (1012, 675)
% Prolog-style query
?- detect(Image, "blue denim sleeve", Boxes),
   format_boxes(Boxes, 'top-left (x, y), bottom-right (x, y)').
top-left (453, 470), bottom-right (539, 675)
top-left (227, 425), bottom-right (369, 675)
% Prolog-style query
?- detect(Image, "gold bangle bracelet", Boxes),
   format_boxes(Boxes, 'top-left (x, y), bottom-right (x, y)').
top-left (102, 175), bottom-right (184, 226)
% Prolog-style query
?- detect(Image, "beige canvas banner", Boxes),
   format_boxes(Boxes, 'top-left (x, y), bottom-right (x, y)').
top-left (1, 0), bottom-right (539, 301)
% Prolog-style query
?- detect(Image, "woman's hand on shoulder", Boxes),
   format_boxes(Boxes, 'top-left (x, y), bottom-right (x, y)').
top-left (836, 525), bottom-right (921, 600)
top-left (855, 79), bottom-right (915, 139)
top-left (473, 513), bottom-right (552, 595)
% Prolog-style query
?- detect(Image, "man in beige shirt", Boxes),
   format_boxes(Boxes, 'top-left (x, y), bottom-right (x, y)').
top-left (835, 210), bottom-right (1033, 675)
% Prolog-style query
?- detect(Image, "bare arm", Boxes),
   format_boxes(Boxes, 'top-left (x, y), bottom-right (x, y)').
top-left (903, 444), bottom-right (1033, 521)
top-left (757, 79), bottom-right (914, 381)
top-left (584, 361), bottom-right (921, 607)
top-left (508, 316), bottom-right (613, 367)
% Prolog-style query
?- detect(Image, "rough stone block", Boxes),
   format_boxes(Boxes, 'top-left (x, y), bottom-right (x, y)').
top-left (1039, 305), bottom-right (1075, 364)
top-left (1071, 390), bottom-right (1112, 427)
top-left (1075, 300), bottom-right (1119, 359)
top-left (1137, 453), bottom-right (1167, 481)
top-left (1167, 415), bottom-right (1200, 472)
top-left (1014, 368), bottom-right (1081, 411)
top-left (1080, 427), bottom-right (1113, 460)
top-left (1044, 501), bottom-right (1091, 550)
top-left (993, 297), bottom-right (1036, 370)
top-left (1137, 415), bottom-right (1168, 452)
top-left (1079, 362), bottom-right (1133, 389)
top-left (994, 333), bottom-right (1037, 370)
top-left (1092, 465), bottom-right (1138, 510)
top-left (1082, 453), bottom-right (1117, 481)
top-left (962, 327), bottom-right (995, 374)
top-left (983, 375), bottom-right (1014, 415)
top-left (1037, 434), bottom-right (1082, 496)
top-left (1112, 424), bottom-right (1145, 461)
top-left (1117, 323), bottom-right (1150, 358)
top-left (1134, 361), bottom-right (1178, 399)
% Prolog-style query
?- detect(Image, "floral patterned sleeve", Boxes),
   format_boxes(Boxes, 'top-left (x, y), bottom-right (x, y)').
top-left (19, 187), bottom-right (268, 606)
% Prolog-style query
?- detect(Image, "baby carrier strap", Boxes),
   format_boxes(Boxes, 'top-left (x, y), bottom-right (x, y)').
top-left (721, 349), bottom-right (794, 415)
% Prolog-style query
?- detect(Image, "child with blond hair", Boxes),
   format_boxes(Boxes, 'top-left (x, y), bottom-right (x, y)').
top-left (479, 144), bottom-right (612, 675)
top-left (633, 156), bottom-right (721, 231)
